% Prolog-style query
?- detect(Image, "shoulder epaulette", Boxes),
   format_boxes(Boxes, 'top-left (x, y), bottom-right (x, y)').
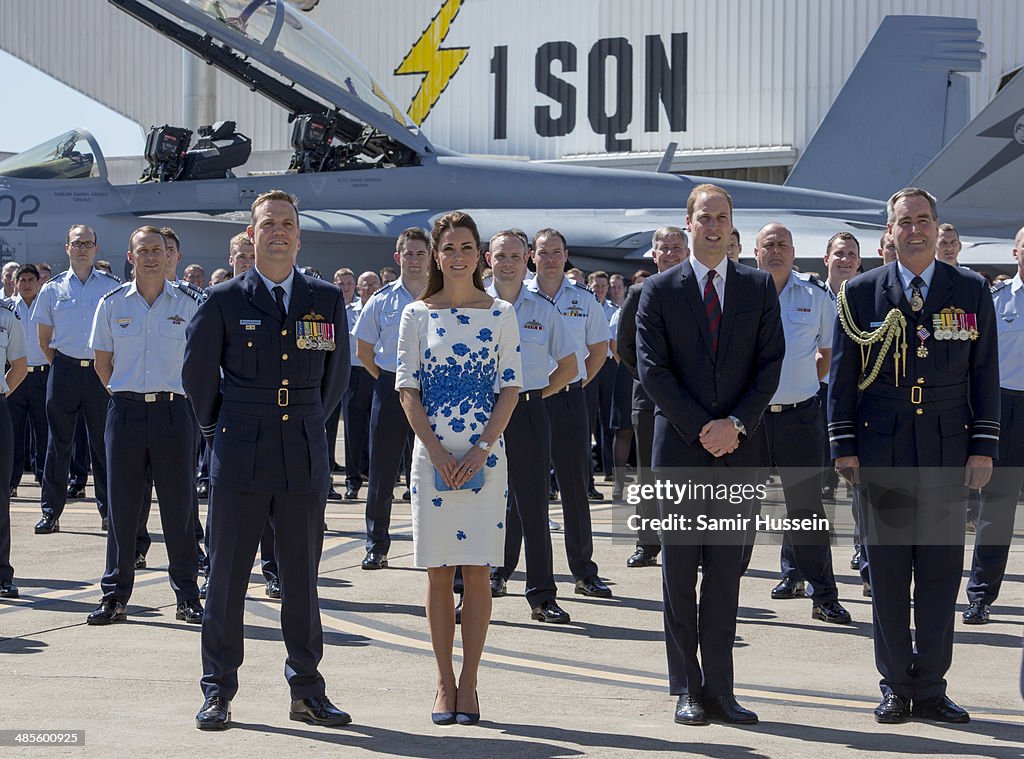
top-left (101, 283), bottom-right (131, 301)
top-left (805, 272), bottom-right (829, 292)
top-left (98, 271), bottom-right (122, 284)
top-left (174, 280), bottom-right (207, 303)
top-left (1, 299), bottom-right (17, 318)
top-left (991, 280), bottom-right (1010, 293)
top-left (573, 282), bottom-right (592, 293)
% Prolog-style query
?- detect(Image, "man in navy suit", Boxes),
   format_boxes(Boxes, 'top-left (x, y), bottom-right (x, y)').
top-left (637, 184), bottom-right (785, 725)
top-left (183, 190), bottom-right (351, 730)
top-left (829, 187), bottom-right (999, 725)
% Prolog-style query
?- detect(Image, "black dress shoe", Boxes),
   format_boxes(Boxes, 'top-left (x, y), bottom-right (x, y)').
top-left (549, 488), bottom-right (559, 502)
top-left (911, 694), bottom-right (969, 723)
top-left (361, 552), bottom-right (388, 570)
top-left (674, 694), bottom-right (708, 725)
top-left (705, 695), bottom-right (758, 724)
top-left (586, 486), bottom-right (604, 501)
top-left (811, 599), bottom-right (852, 624)
top-left (850, 549), bottom-right (861, 570)
top-left (34, 515), bottom-right (59, 534)
top-left (821, 485), bottom-right (836, 501)
top-left (770, 577), bottom-right (806, 599)
top-left (530, 600), bottom-right (571, 624)
top-left (874, 693), bottom-right (910, 724)
top-left (290, 695), bottom-right (352, 726)
top-left (135, 553), bottom-right (147, 570)
top-left (199, 577), bottom-right (209, 600)
top-left (399, 489), bottom-right (411, 502)
top-left (489, 573), bottom-right (506, 598)
top-left (626, 548), bottom-right (658, 568)
top-left (265, 579), bottom-right (282, 599)
top-left (196, 696), bottom-right (230, 730)
top-left (575, 576), bottom-right (612, 598)
top-left (343, 488), bottom-right (360, 500)
top-left (67, 485), bottom-right (86, 498)
top-left (86, 598), bottom-right (127, 625)
top-left (9, 487), bottom-right (16, 498)
top-left (196, 482), bottom-right (209, 500)
top-left (101, 517), bottom-right (109, 532)
top-left (0, 580), bottom-right (19, 599)
top-left (176, 599), bottom-right (204, 624)
top-left (962, 600), bottom-right (990, 624)
top-left (454, 595), bottom-right (462, 625)
top-left (326, 487), bottom-right (343, 502)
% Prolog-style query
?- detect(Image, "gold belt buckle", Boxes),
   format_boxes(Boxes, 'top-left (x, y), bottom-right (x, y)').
top-left (144, 393), bottom-right (157, 403)
top-left (278, 388), bottom-right (289, 407)
top-left (770, 404), bottom-right (783, 413)
top-left (910, 386), bottom-right (923, 405)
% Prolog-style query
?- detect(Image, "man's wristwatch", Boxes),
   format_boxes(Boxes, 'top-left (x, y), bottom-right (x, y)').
top-left (728, 415), bottom-right (746, 437)
top-left (475, 439), bottom-right (492, 453)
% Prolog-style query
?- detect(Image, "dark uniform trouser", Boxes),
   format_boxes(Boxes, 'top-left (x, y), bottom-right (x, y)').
top-left (364, 370), bottom-right (412, 555)
top-left (631, 408), bottom-right (660, 556)
top-left (496, 393), bottom-right (557, 606)
top-left (42, 354), bottom-right (109, 519)
top-left (544, 386), bottom-right (599, 580)
top-left (585, 361), bottom-right (617, 479)
top-left (763, 400), bottom-right (839, 603)
top-left (201, 487), bottom-right (326, 701)
top-left (342, 366), bottom-right (373, 493)
top-left (69, 412), bottom-right (90, 488)
top-left (0, 396), bottom-right (14, 584)
top-left (9, 368), bottom-right (47, 490)
top-left (101, 396), bottom-right (199, 604)
top-left (966, 389), bottom-right (1024, 605)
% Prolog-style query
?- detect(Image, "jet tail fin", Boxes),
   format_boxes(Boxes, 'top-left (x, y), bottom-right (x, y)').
top-left (911, 68), bottom-right (1024, 229)
top-left (785, 15), bottom-right (984, 200)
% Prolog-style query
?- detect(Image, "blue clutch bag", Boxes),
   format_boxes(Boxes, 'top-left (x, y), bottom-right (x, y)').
top-left (435, 468), bottom-right (485, 491)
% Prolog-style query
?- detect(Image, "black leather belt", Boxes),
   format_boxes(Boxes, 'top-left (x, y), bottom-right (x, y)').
top-left (862, 382), bottom-right (967, 407)
top-left (222, 386), bottom-right (320, 407)
top-left (26, 365), bottom-right (49, 373)
top-left (1002, 388), bottom-right (1024, 399)
top-left (55, 351), bottom-right (93, 367)
top-left (767, 397), bottom-right (815, 413)
top-left (519, 389), bottom-right (544, 402)
top-left (558, 380), bottom-right (583, 394)
top-left (113, 391), bottom-right (183, 403)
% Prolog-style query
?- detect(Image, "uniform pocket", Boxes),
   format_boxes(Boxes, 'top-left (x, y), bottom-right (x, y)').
top-left (214, 411), bottom-right (261, 481)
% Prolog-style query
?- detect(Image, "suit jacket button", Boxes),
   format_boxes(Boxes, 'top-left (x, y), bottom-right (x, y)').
top-left (247, 341), bottom-right (253, 348)
top-left (916, 409), bottom-right (923, 415)
top-left (711, 401), bottom-right (718, 407)
top-left (282, 414), bottom-right (289, 421)
top-left (281, 379), bottom-right (289, 386)
top-left (282, 354), bottom-right (289, 360)
top-left (221, 427), bottom-right (227, 432)
top-left (281, 329), bottom-right (288, 336)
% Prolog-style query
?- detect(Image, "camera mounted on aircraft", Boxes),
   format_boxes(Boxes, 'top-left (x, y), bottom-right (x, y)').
top-left (140, 121), bottom-right (252, 183)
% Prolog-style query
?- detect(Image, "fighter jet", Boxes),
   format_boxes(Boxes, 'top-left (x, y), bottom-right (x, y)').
top-left (0, 0), bottom-right (1019, 277)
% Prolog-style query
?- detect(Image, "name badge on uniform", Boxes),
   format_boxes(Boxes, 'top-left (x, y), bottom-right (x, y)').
top-left (296, 311), bottom-right (335, 351)
top-left (240, 319), bottom-right (261, 331)
top-left (116, 318), bottom-right (132, 330)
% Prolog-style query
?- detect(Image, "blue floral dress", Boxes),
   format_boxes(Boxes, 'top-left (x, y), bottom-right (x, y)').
top-left (395, 299), bottom-right (523, 567)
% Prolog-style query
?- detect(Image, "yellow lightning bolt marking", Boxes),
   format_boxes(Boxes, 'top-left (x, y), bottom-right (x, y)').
top-left (394, 0), bottom-right (468, 125)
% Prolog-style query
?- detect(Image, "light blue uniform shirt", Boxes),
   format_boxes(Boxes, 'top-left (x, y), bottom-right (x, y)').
top-left (11, 295), bottom-right (48, 367)
top-left (771, 271), bottom-right (835, 405)
top-left (347, 299), bottom-right (364, 369)
top-left (352, 277), bottom-right (417, 373)
top-left (896, 260), bottom-right (936, 303)
top-left (0, 302), bottom-right (27, 394)
top-left (526, 276), bottom-right (610, 383)
top-left (993, 273), bottom-right (1024, 390)
top-left (486, 283), bottom-right (574, 391)
top-left (32, 268), bottom-right (122, 360)
top-left (255, 265), bottom-right (295, 311)
top-left (89, 280), bottom-right (198, 394)
top-left (599, 298), bottom-right (618, 357)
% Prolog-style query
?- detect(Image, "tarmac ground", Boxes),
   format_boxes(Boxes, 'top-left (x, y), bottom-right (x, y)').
top-left (2, 470), bottom-right (1022, 758)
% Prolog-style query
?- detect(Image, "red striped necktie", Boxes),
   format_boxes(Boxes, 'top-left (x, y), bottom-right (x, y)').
top-left (703, 270), bottom-right (721, 353)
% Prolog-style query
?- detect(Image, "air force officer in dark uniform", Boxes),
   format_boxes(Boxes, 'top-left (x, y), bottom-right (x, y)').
top-left (829, 188), bottom-right (1000, 725)
top-left (637, 184), bottom-right (784, 726)
top-left (183, 190), bottom-right (351, 730)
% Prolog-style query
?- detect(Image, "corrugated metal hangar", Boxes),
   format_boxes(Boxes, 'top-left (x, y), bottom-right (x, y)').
top-left (3, 0), bottom-right (1024, 183)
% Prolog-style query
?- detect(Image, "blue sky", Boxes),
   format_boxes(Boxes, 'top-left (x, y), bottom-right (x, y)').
top-left (0, 50), bottom-right (144, 158)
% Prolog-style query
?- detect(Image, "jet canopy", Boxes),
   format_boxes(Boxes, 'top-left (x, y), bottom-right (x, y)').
top-left (0, 129), bottom-right (107, 180)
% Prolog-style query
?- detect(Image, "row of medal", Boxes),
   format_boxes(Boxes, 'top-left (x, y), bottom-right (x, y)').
top-left (915, 312), bottom-right (979, 358)
top-left (296, 320), bottom-right (336, 351)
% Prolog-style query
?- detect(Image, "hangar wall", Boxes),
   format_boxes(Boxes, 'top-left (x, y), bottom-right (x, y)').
top-left (2, 0), bottom-right (1023, 174)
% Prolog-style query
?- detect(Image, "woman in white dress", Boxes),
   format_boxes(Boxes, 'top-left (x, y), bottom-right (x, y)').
top-left (395, 211), bottom-right (522, 725)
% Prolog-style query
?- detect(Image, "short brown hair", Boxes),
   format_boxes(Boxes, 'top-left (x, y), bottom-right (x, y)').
top-left (396, 227), bottom-right (429, 253)
top-left (489, 229), bottom-right (528, 253)
top-left (228, 232), bottom-right (252, 256)
top-left (250, 189), bottom-right (299, 226)
top-left (826, 231), bottom-right (860, 257)
top-left (937, 223), bottom-right (959, 239)
top-left (686, 183), bottom-right (733, 219)
top-left (66, 224), bottom-right (96, 245)
top-left (159, 226), bottom-right (180, 247)
top-left (533, 228), bottom-right (567, 249)
top-left (333, 267), bottom-right (354, 279)
top-left (587, 270), bottom-right (609, 285)
top-left (129, 225), bottom-right (167, 249)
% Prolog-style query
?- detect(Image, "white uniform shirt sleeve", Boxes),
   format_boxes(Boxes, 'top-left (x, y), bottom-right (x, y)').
top-left (89, 298), bottom-right (114, 353)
